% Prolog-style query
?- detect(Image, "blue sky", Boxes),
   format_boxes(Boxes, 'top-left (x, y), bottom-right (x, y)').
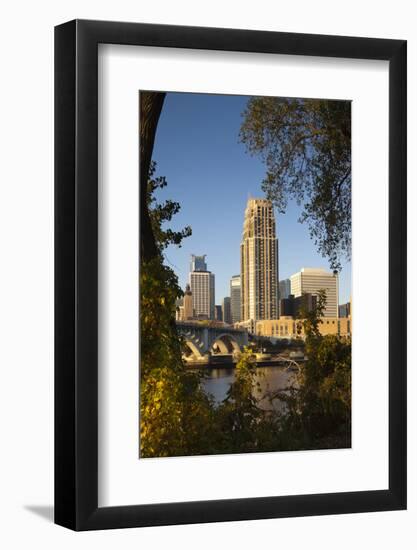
top-left (151, 92), bottom-right (351, 306)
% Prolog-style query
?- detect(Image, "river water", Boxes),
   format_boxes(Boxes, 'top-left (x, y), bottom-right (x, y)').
top-left (200, 365), bottom-right (297, 412)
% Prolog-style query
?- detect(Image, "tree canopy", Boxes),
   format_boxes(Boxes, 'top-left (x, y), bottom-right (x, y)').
top-left (140, 163), bottom-right (215, 457)
top-left (239, 97), bottom-right (351, 270)
top-left (140, 91), bottom-right (166, 261)
top-left (147, 161), bottom-right (192, 251)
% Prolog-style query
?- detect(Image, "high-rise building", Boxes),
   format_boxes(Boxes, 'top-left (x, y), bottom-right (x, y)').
top-left (290, 268), bottom-right (339, 318)
top-left (339, 302), bottom-right (351, 318)
top-left (278, 278), bottom-right (291, 316)
top-left (189, 255), bottom-right (215, 319)
top-left (279, 279), bottom-right (291, 300)
top-left (183, 284), bottom-right (194, 320)
top-left (214, 305), bottom-right (223, 322)
top-left (280, 293), bottom-right (317, 317)
top-left (222, 296), bottom-right (232, 325)
top-left (230, 275), bottom-right (241, 323)
top-left (190, 254), bottom-right (207, 272)
top-left (240, 198), bottom-right (279, 322)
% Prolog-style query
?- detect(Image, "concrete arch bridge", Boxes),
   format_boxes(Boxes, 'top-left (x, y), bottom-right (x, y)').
top-left (176, 321), bottom-right (248, 364)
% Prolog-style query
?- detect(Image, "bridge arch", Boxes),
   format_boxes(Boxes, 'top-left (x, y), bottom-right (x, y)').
top-left (182, 338), bottom-right (205, 359)
top-left (176, 322), bottom-right (248, 359)
top-left (210, 333), bottom-right (241, 355)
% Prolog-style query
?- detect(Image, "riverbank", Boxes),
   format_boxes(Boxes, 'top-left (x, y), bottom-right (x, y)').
top-left (185, 354), bottom-right (305, 369)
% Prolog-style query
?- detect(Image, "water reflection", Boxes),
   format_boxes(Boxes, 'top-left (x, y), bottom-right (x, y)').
top-left (201, 366), bottom-right (296, 412)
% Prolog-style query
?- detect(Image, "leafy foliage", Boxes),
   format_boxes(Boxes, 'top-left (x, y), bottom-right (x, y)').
top-left (240, 97), bottom-right (351, 270)
top-left (140, 164), bottom-right (216, 457)
top-left (140, 359), bottom-right (218, 458)
top-left (147, 161), bottom-right (192, 250)
top-left (216, 349), bottom-right (263, 452)
top-left (277, 290), bottom-right (351, 449)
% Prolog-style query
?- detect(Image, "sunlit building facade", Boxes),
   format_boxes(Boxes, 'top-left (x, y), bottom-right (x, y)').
top-left (256, 316), bottom-right (351, 339)
top-left (183, 284), bottom-right (194, 320)
top-left (290, 267), bottom-right (339, 318)
top-left (189, 255), bottom-right (215, 320)
top-left (240, 198), bottom-right (279, 322)
top-left (230, 275), bottom-right (241, 324)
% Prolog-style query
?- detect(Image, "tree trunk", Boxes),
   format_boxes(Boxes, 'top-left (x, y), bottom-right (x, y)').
top-left (140, 91), bottom-right (166, 261)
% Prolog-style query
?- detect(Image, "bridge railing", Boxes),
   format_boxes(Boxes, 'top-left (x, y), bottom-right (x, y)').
top-left (176, 320), bottom-right (248, 333)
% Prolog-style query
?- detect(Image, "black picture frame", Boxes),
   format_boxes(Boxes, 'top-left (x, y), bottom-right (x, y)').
top-left (55, 19), bottom-right (407, 531)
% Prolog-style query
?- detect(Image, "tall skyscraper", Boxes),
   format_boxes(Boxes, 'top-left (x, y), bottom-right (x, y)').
top-left (230, 275), bottom-right (241, 323)
top-left (189, 255), bottom-right (215, 319)
top-left (278, 278), bottom-right (291, 317)
top-left (222, 297), bottom-right (232, 325)
top-left (290, 267), bottom-right (339, 318)
top-left (240, 198), bottom-right (279, 321)
top-left (190, 254), bottom-right (207, 272)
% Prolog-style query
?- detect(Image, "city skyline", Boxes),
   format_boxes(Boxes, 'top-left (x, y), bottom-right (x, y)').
top-left (182, 249), bottom-right (346, 322)
top-left (152, 91), bottom-right (351, 305)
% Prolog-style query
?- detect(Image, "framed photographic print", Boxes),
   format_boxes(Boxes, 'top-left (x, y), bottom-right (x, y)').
top-left (55, 20), bottom-right (407, 530)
